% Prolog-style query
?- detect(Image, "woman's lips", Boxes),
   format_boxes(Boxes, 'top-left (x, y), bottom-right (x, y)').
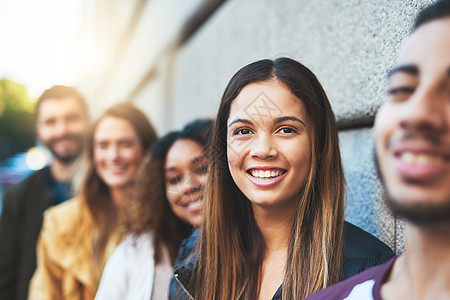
top-left (181, 195), bottom-right (204, 213)
top-left (185, 200), bottom-right (203, 213)
top-left (246, 168), bottom-right (287, 188)
top-left (105, 165), bottom-right (128, 175)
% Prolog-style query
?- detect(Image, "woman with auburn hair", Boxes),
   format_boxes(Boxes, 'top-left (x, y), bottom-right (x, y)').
top-left (170, 58), bottom-right (394, 300)
top-left (29, 102), bottom-right (158, 299)
top-left (95, 119), bottom-right (213, 300)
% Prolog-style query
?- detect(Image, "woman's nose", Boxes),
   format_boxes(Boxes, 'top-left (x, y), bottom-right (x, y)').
top-left (181, 174), bottom-right (202, 195)
top-left (249, 134), bottom-right (277, 159)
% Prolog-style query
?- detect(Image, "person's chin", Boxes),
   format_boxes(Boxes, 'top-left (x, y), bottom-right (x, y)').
top-left (103, 176), bottom-right (130, 189)
top-left (53, 153), bottom-right (79, 164)
top-left (50, 145), bottom-right (82, 164)
top-left (386, 193), bottom-right (450, 225)
top-left (106, 180), bottom-right (124, 188)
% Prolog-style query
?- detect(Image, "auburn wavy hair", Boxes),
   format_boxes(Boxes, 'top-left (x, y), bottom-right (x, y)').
top-left (124, 119), bottom-right (214, 263)
top-left (194, 57), bottom-right (346, 299)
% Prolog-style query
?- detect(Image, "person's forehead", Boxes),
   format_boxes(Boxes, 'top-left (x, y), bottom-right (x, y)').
top-left (397, 18), bottom-right (450, 66)
top-left (94, 116), bottom-right (138, 140)
top-left (38, 97), bottom-right (84, 117)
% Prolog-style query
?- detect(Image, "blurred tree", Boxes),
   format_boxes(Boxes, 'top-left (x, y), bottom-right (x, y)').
top-left (0, 79), bottom-right (35, 162)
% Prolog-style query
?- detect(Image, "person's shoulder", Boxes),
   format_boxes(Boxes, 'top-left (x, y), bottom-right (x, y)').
top-left (170, 230), bottom-right (199, 300)
top-left (17, 167), bottom-right (49, 185)
top-left (1, 168), bottom-right (51, 217)
top-left (176, 229), bottom-right (199, 266)
top-left (42, 197), bottom-right (88, 237)
top-left (343, 222), bottom-right (395, 276)
top-left (305, 257), bottom-right (396, 300)
top-left (117, 232), bottom-right (155, 256)
top-left (2, 167), bottom-right (49, 201)
top-left (45, 197), bottom-right (84, 217)
top-left (344, 221), bottom-right (395, 257)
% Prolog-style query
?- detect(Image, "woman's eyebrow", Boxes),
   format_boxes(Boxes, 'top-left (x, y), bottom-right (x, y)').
top-left (164, 166), bottom-right (178, 173)
top-left (228, 118), bottom-right (253, 128)
top-left (192, 155), bottom-right (207, 163)
top-left (274, 116), bottom-right (306, 127)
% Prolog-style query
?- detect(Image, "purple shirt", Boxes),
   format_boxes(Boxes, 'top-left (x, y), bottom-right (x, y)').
top-left (305, 257), bottom-right (397, 300)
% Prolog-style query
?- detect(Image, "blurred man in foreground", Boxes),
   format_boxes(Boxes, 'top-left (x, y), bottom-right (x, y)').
top-left (306, 0), bottom-right (450, 299)
top-left (0, 85), bottom-right (89, 300)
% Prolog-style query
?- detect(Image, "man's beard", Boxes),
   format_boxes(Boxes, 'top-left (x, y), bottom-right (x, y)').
top-left (385, 194), bottom-right (450, 225)
top-left (44, 134), bottom-right (84, 165)
top-left (374, 152), bottom-right (450, 225)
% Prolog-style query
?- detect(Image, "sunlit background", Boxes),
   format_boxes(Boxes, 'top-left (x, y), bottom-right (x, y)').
top-left (0, 0), bottom-right (223, 207)
top-left (0, 0), bottom-right (89, 189)
top-left (0, 0), bottom-right (83, 97)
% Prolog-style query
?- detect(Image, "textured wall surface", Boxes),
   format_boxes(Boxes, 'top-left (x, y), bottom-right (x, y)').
top-left (339, 128), bottom-right (405, 253)
top-left (170, 0), bottom-right (434, 130)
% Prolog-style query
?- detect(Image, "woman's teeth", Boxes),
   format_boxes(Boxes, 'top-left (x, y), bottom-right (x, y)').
top-left (250, 169), bottom-right (284, 178)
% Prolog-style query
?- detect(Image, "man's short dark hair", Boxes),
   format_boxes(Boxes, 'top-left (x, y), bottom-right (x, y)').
top-left (35, 85), bottom-right (88, 122)
top-left (414, 0), bottom-right (450, 30)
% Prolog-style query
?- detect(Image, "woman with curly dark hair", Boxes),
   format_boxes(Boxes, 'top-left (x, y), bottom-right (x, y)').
top-left (95, 119), bottom-right (213, 300)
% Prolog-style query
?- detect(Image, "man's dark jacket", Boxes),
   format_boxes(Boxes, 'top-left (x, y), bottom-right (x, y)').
top-left (0, 167), bottom-right (55, 300)
top-left (169, 222), bottom-right (396, 300)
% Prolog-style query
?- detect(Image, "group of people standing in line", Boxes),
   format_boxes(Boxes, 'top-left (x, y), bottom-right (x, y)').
top-left (0, 1), bottom-right (449, 299)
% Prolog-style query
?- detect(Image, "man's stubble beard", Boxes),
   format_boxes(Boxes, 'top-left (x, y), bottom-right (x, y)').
top-left (374, 151), bottom-right (450, 226)
top-left (44, 134), bottom-right (84, 165)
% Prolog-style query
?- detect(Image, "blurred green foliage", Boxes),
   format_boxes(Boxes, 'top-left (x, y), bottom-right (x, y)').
top-left (0, 79), bottom-right (35, 162)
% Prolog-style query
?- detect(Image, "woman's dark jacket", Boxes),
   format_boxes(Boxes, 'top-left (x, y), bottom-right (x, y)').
top-left (169, 221), bottom-right (395, 300)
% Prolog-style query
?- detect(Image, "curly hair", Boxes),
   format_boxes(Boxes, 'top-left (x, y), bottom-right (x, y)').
top-left (124, 119), bottom-right (214, 263)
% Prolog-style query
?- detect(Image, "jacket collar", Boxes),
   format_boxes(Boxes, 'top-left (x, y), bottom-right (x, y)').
top-left (174, 258), bottom-right (282, 300)
top-left (45, 198), bottom-right (97, 291)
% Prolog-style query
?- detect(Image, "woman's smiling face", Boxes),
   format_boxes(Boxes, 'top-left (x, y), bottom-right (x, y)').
top-left (227, 79), bottom-right (312, 212)
top-left (165, 139), bottom-right (208, 227)
top-left (93, 116), bottom-right (144, 190)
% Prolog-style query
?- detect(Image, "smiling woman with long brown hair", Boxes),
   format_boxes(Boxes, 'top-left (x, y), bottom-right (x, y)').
top-left (170, 58), bottom-right (394, 300)
top-left (29, 102), bottom-right (157, 299)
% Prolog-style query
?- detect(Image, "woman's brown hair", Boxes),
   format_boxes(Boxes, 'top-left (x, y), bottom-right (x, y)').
top-left (76, 102), bottom-right (158, 278)
top-left (194, 57), bottom-right (345, 299)
top-left (124, 119), bottom-right (213, 264)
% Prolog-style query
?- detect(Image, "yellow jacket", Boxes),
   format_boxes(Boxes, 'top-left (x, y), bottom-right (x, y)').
top-left (29, 197), bottom-right (110, 300)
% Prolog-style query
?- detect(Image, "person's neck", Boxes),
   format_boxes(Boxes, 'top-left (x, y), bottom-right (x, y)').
top-left (253, 205), bottom-right (293, 300)
top-left (50, 159), bottom-right (75, 182)
top-left (109, 187), bottom-right (128, 209)
top-left (253, 205), bottom-right (293, 252)
top-left (382, 222), bottom-right (450, 300)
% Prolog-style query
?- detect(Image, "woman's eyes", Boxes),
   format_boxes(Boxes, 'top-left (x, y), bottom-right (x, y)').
top-left (96, 142), bottom-right (109, 149)
top-left (232, 126), bottom-right (298, 136)
top-left (95, 141), bottom-right (135, 150)
top-left (121, 141), bottom-right (134, 148)
top-left (234, 128), bottom-right (252, 136)
top-left (195, 165), bottom-right (208, 174)
top-left (167, 176), bottom-right (181, 185)
top-left (277, 127), bottom-right (298, 134)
